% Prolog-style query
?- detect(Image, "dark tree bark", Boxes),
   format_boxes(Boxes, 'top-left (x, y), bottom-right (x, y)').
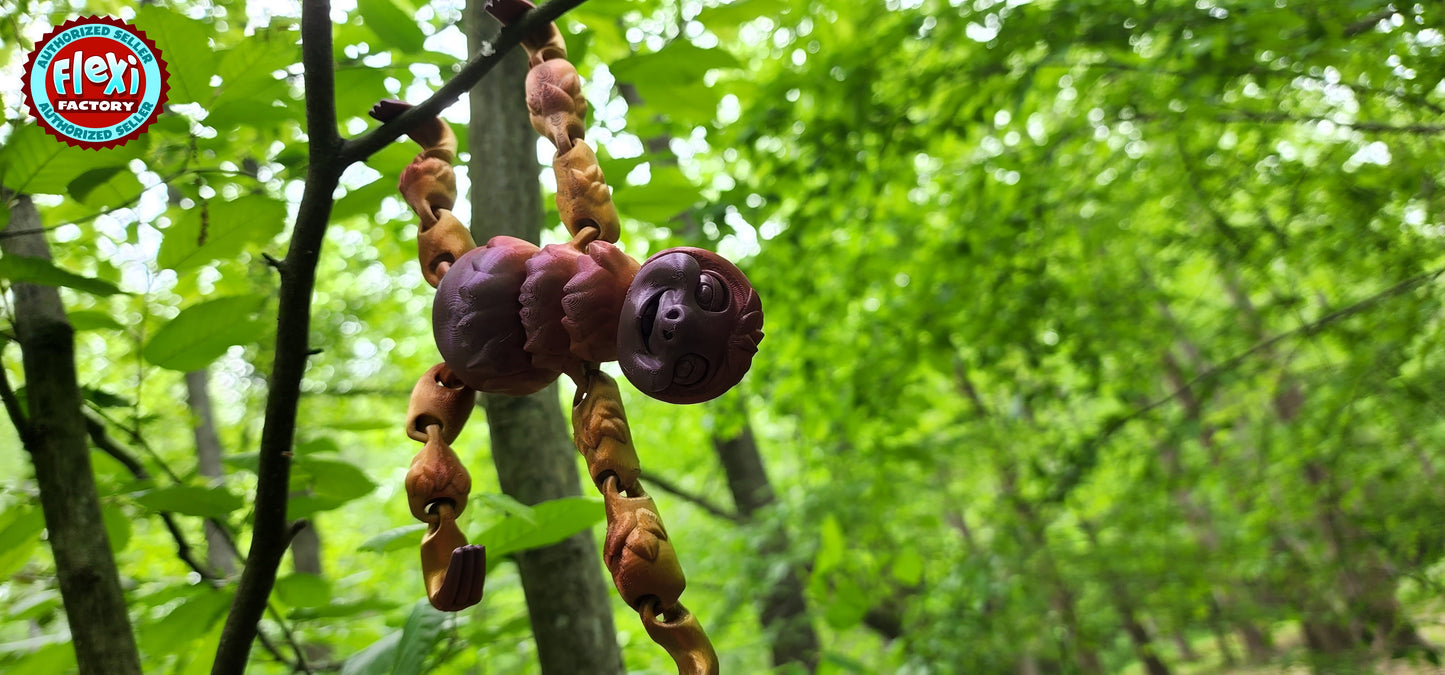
top-left (186, 370), bottom-right (236, 576)
top-left (714, 422), bottom-right (821, 671)
top-left (2, 192), bottom-right (142, 675)
top-left (465, 5), bottom-right (625, 673)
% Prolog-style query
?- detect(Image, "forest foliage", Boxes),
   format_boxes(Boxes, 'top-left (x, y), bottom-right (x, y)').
top-left (1, 0), bottom-right (1444, 673)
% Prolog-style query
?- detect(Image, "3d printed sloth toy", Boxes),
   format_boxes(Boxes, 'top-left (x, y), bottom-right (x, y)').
top-left (373, 4), bottom-right (752, 665)
top-left (370, 113), bottom-right (763, 406)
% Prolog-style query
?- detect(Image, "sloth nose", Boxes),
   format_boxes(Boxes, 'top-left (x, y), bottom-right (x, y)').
top-left (661, 307), bottom-right (684, 340)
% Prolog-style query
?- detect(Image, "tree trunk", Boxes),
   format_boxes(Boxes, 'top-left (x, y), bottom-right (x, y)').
top-left (186, 370), bottom-right (235, 576)
top-left (714, 422), bottom-right (821, 670)
top-left (2, 193), bottom-right (142, 674)
top-left (465, 6), bottom-right (624, 673)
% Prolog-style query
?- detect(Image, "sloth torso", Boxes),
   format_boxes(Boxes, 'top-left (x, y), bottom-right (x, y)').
top-left (433, 236), bottom-right (639, 395)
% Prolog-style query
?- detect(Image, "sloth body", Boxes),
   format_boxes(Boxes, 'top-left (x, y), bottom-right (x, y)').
top-left (434, 235), bottom-right (638, 396)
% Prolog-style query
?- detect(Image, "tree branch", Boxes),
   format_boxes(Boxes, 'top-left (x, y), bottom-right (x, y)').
top-left (340, 0), bottom-right (589, 164)
top-left (81, 413), bottom-right (311, 671)
top-left (1055, 264), bottom-right (1445, 501)
top-left (212, 2), bottom-right (344, 668)
top-left (639, 470), bottom-right (745, 523)
top-left (0, 343), bottom-right (34, 448)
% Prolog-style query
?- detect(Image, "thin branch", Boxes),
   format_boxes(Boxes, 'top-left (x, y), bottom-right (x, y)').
top-left (1217, 110), bottom-right (1445, 135)
top-left (1082, 265), bottom-right (1445, 454)
top-left (83, 411), bottom-right (309, 671)
top-left (1343, 9), bottom-right (1395, 38)
top-left (0, 343), bottom-right (34, 448)
top-left (212, 1), bottom-right (343, 668)
top-left (640, 470), bottom-right (745, 523)
top-left (85, 403), bottom-right (184, 483)
top-left (340, 0), bottom-right (589, 164)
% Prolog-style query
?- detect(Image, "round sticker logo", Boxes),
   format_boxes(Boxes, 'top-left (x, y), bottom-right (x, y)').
top-left (22, 16), bottom-right (169, 150)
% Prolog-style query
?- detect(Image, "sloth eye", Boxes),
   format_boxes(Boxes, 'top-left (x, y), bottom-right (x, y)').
top-left (696, 272), bottom-right (727, 311)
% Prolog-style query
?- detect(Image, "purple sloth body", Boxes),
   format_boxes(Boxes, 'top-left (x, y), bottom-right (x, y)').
top-left (433, 236), bottom-right (637, 395)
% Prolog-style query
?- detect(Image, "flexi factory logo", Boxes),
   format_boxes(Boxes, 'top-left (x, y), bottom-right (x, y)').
top-left (22, 16), bottom-right (169, 149)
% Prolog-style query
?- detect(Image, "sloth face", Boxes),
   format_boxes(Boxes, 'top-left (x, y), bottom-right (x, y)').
top-left (617, 248), bottom-right (763, 404)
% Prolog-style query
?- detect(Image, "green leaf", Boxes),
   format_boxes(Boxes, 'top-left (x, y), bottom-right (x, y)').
top-left (290, 598), bottom-right (399, 621)
top-left (891, 548), bottom-right (923, 587)
top-left (157, 196), bottom-right (288, 272)
top-left (357, 0), bottom-right (426, 54)
top-left (0, 123), bottom-right (135, 195)
top-left (0, 507), bottom-right (47, 578)
top-left (221, 453), bottom-right (260, 474)
top-left (0, 255), bottom-right (123, 296)
top-left (822, 574), bottom-right (870, 630)
top-left (135, 6), bottom-right (217, 104)
top-left (102, 504), bottom-right (132, 554)
top-left (338, 600), bottom-right (445, 675)
top-left (142, 295), bottom-right (267, 371)
top-left (471, 493), bottom-right (537, 525)
top-left (275, 573), bottom-right (332, 608)
top-left (215, 27), bottom-right (298, 102)
top-left (287, 455), bottom-right (377, 519)
top-left (393, 599), bottom-right (447, 675)
top-left (133, 485), bottom-right (244, 519)
top-left (68, 311), bottom-right (125, 332)
top-left (813, 515), bottom-right (845, 578)
top-left (358, 524), bottom-right (427, 553)
top-left (82, 386), bottom-right (133, 409)
top-left (615, 166), bottom-right (702, 223)
top-left (341, 631), bottom-right (402, 675)
top-left (137, 588), bottom-right (233, 656)
top-left (609, 43), bottom-right (741, 87)
top-left (477, 495), bottom-right (604, 560)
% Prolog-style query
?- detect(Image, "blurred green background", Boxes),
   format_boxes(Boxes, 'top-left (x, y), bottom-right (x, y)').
top-left (2, 0), bottom-right (1443, 673)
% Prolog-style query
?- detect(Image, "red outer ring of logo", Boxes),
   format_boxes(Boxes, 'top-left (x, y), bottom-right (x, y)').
top-left (21, 15), bottom-right (171, 150)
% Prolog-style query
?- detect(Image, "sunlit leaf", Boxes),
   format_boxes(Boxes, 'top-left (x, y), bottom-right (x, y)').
top-left (141, 295), bottom-right (267, 371)
top-left (275, 573), bottom-right (332, 608)
top-left (358, 524), bottom-right (427, 553)
top-left (357, 0), bottom-right (426, 54)
top-left (0, 255), bottom-right (123, 296)
top-left (609, 43), bottom-right (740, 86)
top-left (133, 485), bottom-right (244, 519)
top-left (477, 495), bottom-right (604, 561)
top-left (157, 195), bottom-right (287, 272)
top-left (135, 5), bottom-right (217, 104)
top-left (0, 123), bottom-right (136, 195)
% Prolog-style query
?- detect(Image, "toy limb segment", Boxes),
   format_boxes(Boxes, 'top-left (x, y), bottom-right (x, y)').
top-left (404, 366), bottom-right (484, 612)
top-left (553, 140), bottom-right (621, 244)
top-left (571, 369), bottom-right (718, 674)
top-left (486, 0), bottom-right (621, 244)
top-left (641, 601), bottom-right (721, 675)
top-left (371, 99), bottom-right (474, 288)
top-left (405, 363), bottom-right (474, 444)
top-left (420, 501), bottom-right (486, 612)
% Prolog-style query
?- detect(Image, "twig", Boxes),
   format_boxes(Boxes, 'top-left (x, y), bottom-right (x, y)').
top-left (1070, 265), bottom-right (1445, 471)
top-left (0, 342), bottom-right (34, 448)
top-left (640, 470), bottom-right (745, 523)
top-left (340, 0), bottom-right (590, 164)
top-left (85, 403), bottom-right (183, 483)
top-left (82, 411), bottom-right (308, 671)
